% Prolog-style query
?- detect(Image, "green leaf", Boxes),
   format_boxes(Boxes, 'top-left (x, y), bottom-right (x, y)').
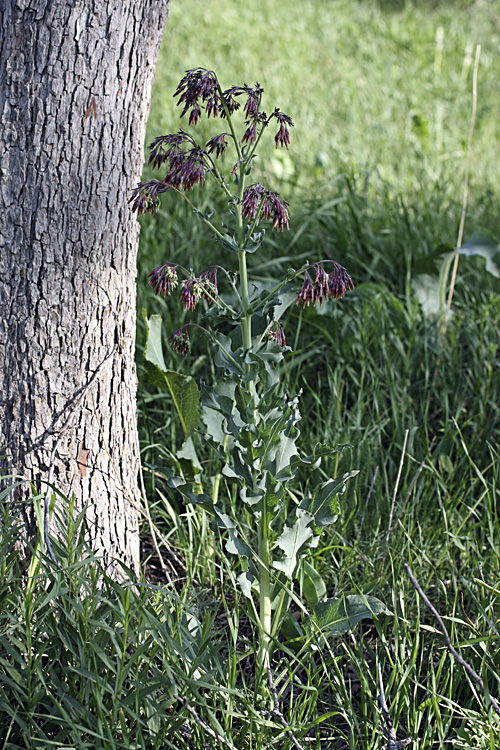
top-left (273, 509), bottom-right (314, 578)
top-left (301, 560), bottom-right (327, 607)
top-left (301, 471), bottom-right (358, 527)
top-left (312, 594), bottom-right (390, 635)
top-left (143, 313), bottom-right (200, 438)
top-left (458, 231), bottom-right (500, 278)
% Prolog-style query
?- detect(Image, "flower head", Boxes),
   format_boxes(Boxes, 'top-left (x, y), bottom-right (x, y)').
top-left (148, 132), bottom-right (195, 170)
top-left (174, 68), bottom-right (221, 123)
top-left (312, 263), bottom-right (329, 306)
top-left (328, 263), bottom-right (354, 300)
top-left (180, 278), bottom-right (204, 311)
top-left (264, 322), bottom-right (286, 347)
top-left (296, 262), bottom-right (354, 308)
top-left (198, 266), bottom-right (219, 302)
top-left (167, 147), bottom-right (206, 191)
top-left (169, 328), bottom-right (191, 356)
top-left (206, 133), bottom-right (229, 159)
top-left (148, 264), bottom-right (179, 296)
top-left (296, 271), bottom-right (315, 308)
top-left (179, 267), bottom-right (219, 311)
top-left (241, 184), bottom-right (289, 231)
top-left (271, 108), bottom-right (294, 149)
top-left (129, 180), bottom-right (168, 215)
top-left (242, 111), bottom-right (268, 146)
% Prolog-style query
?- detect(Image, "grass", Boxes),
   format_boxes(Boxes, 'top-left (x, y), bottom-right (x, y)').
top-left (2, 0), bottom-right (500, 747)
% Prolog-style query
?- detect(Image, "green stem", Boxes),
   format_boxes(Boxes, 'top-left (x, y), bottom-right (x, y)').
top-left (257, 494), bottom-right (272, 686)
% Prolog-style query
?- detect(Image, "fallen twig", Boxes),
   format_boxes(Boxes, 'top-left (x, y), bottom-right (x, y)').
top-left (260, 663), bottom-right (306, 750)
top-left (405, 563), bottom-right (500, 719)
top-left (377, 663), bottom-right (412, 750)
top-left (174, 694), bottom-right (238, 750)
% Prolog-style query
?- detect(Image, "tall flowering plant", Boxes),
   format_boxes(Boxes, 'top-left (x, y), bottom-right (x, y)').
top-left (132, 68), bottom-right (373, 695)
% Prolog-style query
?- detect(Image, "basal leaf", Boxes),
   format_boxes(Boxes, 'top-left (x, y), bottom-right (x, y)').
top-left (312, 594), bottom-right (390, 636)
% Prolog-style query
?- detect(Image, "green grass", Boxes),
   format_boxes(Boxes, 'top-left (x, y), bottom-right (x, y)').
top-left (149, 0), bottom-right (500, 194)
top-left (2, 0), bottom-right (500, 747)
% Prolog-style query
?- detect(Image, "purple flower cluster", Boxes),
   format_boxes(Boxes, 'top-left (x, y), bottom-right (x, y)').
top-left (168, 328), bottom-right (191, 357)
top-left (148, 264), bottom-right (218, 310)
top-left (173, 69), bottom-right (293, 150)
top-left (180, 267), bottom-right (219, 311)
top-left (242, 183), bottom-right (290, 231)
top-left (273, 109), bottom-right (294, 149)
top-left (206, 133), bottom-right (229, 158)
top-left (148, 263), bottom-right (179, 296)
top-left (129, 180), bottom-right (169, 216)
top-left (297, 262), bottom-right (354, 308)
top-left (264, 322), bottom-right (286, 347)
top-left (175, 68), bottom-right (221, 125)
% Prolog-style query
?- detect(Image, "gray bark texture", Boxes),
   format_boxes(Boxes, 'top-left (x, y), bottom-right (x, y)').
top-left (0, 0), bottom-right (170, 572)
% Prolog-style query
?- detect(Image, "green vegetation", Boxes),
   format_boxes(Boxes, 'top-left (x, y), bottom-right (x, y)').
top-left (2, 1), bottom-right (499, 747)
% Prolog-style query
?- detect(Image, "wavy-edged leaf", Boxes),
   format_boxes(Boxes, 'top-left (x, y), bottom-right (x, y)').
top-left (273, 509), bottom-right (314, 578)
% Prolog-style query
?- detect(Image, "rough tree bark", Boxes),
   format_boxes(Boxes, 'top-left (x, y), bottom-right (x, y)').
top-left (0, 0), bottom-right (170, 571)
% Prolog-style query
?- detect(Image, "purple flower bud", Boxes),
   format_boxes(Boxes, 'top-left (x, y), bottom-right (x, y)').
top-left (242, 111), bottom-right (268, 146)
top-left (148, 264), bottom-right (179, 296)
top-left (241, 184), bottom-right (289, 231)
top-left (148, 132), bottom-right (195, 171)
top-left (169, 328), bottom-right (191, 357)
top-left (166, 147), bottom-right (206, 192)
top-left (312, 263), bottom-right (329, 305)
top-left (297, 262), bottom-right (354, 308)
top-left (221, 87), bottom-right (241, 116)
top-left (129, 180), bottom-right (169, 215)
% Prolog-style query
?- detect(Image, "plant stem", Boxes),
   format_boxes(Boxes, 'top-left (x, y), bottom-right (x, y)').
top-left (257, 493), bottom-right (272, 686)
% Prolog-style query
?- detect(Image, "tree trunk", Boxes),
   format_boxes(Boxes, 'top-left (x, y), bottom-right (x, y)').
top-left (0, 0), bottom-right (170, 572)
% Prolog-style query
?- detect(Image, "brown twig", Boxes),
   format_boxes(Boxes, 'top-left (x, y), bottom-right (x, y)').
top-left (259, 663), bottom-right (306, 750)
top-left (405, 563), bottom-right (500, 719)
top-left (174, 694), bottom-right (238, 750)
top-left (377, 663), bottom-right (412, 750)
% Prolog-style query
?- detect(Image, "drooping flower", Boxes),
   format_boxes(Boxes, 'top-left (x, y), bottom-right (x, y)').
top-left (328, 263), bottom-right (354, 300)
top-left (174, 68), bottom-right (221, 123)
top-left (148, 131), bottom-right (195, 170)
top-left (205, 133), bottom-right (229, 158)
top-left (296, 262), bottom-right (354, 308)
top-left (264, 322), bottom-right (286, 347)
top-left (168, 328), bottom-right (191, 356)
top-left (129, 180), bottom-right (168, 215)
top-left (242, 84), bottom-right (264, 119)
top-left (198, 267), bottom-right (218, 302)
top-left (241, 184), bottom-right (289, 231)
top-left (296, 271), bottom-right (315, 308)
top-left (180, 278), bottom-right (204, 311)
top-left (271, 108), bottom-right (294, 149)
top-left (148, 264), bottom-right (179, 296)
top-left (312, 263), bottom-right (329, 305)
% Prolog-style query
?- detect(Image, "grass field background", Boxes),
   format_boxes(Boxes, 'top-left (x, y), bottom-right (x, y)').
top-left (1, 1), bottom-right (499, 748)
